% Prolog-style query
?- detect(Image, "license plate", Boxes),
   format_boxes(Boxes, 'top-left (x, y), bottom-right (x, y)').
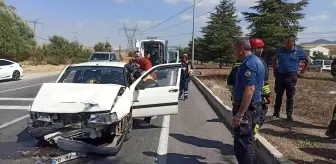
top-left (51, 152), bottom-right (86, 164)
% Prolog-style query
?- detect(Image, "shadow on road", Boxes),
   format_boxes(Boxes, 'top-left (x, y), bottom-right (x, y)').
top-left (143, 151), bottom-right (207, 164)
top-left (260, 128), bottom-right (334, 144)
top-left (206, 118), bottom-right (223, 123)
top-left (169, 133), bottom-right (235, 156)
top-left (266, 118), bottom-right (327, 130)
top-left (291, 159), bottom-right (335, 164)
top-left (299, 148), bottom-right (336, 161)
top-left (0, 79), bottom-right (21, 84)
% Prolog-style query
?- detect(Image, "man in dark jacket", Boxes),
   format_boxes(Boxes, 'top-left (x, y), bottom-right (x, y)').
top-left (227, 60), bottom-right (242, 104)
top-left (250, 38), bottom-right (272, 133)
top-left (331, 58), bottom-right (336, 78)
top-left (179, 54), bottom-right (193, 100)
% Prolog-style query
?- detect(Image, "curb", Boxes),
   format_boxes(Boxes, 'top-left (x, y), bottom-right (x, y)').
top-left (191, 76), bottom-right (294, 164)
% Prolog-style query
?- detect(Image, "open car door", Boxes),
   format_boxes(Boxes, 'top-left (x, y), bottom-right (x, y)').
top-left (130, 63), bottom-right (181, 118)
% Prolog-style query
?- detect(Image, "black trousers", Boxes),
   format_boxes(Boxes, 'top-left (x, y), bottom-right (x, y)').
top-left (232, 102), bottom-right (262, 164)
top-left (258, 103), bottom-right (268, 127)
top-left (274, 72), bottom-right (297, 116)
top-left (179, 76), bottom-right (190, 98)
top-left (326, 104), bottom-right (336, 137)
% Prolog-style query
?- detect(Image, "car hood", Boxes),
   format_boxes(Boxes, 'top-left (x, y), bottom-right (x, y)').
top-left (30, 83), bottom-right (124, 113)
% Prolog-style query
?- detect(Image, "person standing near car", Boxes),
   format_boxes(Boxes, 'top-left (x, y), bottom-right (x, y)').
top-left (129, 51), bottom-right (155, 125)
top-left (250, 38), bottom-right (272, 132)
top-left (179, 54), bottom-right (193, 100)
top-left (232, 37), bottom-right (265, 164)
top-left (272, 34), bottom-right (310, 121)
top-left (227, 59), bottom-right (242, 105)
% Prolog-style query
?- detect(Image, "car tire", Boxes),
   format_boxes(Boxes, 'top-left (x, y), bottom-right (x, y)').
top-left (125, 111), bottom-right (132, 141)
top-left (12, 70), bottom-right (20, 81)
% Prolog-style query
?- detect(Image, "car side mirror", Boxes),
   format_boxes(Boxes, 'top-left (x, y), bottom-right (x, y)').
top-left (135, 81), bottom-right (145, 90)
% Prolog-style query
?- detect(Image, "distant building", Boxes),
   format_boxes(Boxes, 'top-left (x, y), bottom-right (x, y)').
top-left (302, 46), bottom-right (330, 57)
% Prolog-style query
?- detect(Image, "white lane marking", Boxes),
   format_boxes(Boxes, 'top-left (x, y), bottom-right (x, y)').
top-left (156, 115), bottom-right (170, 164)
top-left (0, 81), bottom-right (55, 93)
top-left (0, 106), bottom-right (30, 110)
top-left (0, 83), bottom-right (43, 93)
top-left (0, 97), bottom-right (34, 101)
top-left (0, 114), bottom-right (29, 130)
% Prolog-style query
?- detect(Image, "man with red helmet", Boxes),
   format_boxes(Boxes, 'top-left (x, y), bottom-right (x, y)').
top-left (250, 38), bottom-right (271, 133)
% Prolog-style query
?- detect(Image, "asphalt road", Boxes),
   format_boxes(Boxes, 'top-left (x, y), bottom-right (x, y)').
top-left (0, 73), bottom-right (237, 164)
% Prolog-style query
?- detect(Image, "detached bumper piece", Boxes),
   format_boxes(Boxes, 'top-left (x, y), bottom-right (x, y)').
top-left (57, 137), bottom-right (119, 156)
top-left (54, 129), bottom-right (126, 156)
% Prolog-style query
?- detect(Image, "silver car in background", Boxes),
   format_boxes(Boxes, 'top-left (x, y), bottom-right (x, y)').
top-left (88, 51), bottom-right (121, 62)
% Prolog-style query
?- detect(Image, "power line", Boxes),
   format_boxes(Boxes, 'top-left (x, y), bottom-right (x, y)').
top-left (156, 31), bottom-right (202, 38)
top-left (141, 9), bottom-right (214, 35)
top-left (140, 0), bottom-right (205, 33)
top-left (154, 30), bottom-right (336, 39)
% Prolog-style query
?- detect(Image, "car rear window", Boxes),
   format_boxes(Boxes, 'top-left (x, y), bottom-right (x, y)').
top-left (324, 60), bottom-right (332, 65)
top-left (90, 53), bottom-right (110, 60)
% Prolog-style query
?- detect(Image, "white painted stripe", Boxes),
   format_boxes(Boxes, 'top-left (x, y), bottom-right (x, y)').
top-left (0, 83), bottom-right (43, 93)
top-left (0, 81), bottom-right (55, 93)
top-left (0, 98), bottom-right (34, 101)
top-left (0, 106), bottom-right (30, 110)
top-left (0, 114), bottom-right (29, 130)
top-left (156, 115), bottom-right (170, 164)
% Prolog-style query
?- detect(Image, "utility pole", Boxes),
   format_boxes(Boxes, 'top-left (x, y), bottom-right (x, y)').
top-left (72, 32), bottom-right (78, 42)
top-left (191, 0), bottom-right (195, 67)
top-left (27, 17), bottom-right (44, 32)
top-left (119, 23), bottom-right (141, 54)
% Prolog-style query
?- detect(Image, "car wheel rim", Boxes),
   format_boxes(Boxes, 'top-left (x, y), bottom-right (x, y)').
top-left (13, 71), bottom-right (20, 80)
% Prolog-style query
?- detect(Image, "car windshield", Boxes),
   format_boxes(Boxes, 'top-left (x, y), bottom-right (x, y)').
top-left (168, 51), bottom-right (178, 63)
top-left (312, 60), bottom-right (323, 65)
top-left (58, 66), bottom-right (127, 86)
top-left (89, 53), bottom-right (111, 60)
top-left (324, 60), bottom-right (332, 65)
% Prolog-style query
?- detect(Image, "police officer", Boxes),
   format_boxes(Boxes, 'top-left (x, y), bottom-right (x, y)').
top-left (232, 37), bottom-right (265, 164)
top-left (227, 59), bottom-right (242, 103)
top-left (272, 34), bottom-right (310, 121)
top-left (179, 54), bottom-right (193, 100)
top-left (331, 58), bottom-right (336, 78)
top-left (250, 38), bottom-right (272, 131)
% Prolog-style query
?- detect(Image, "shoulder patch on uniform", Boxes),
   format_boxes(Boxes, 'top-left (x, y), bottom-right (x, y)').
top-left (244, 70), bottom-right (252, 78)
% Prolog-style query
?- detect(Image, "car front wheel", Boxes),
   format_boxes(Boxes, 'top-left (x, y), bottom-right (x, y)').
top-left (12, 70), bottom-right (20, 81)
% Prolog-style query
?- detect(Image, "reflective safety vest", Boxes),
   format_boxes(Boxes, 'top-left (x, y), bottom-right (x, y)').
top-left (262, 82), bottom-right (271, 95)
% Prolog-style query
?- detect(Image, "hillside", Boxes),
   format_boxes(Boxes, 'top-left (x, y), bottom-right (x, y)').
top-left (300, 39), bottom-right (336, 45)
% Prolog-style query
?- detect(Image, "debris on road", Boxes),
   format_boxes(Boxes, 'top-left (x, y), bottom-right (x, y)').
top-left (51, 152), bottom-right (86, 164)
top-left (328, 91), bottom-right (336, 95)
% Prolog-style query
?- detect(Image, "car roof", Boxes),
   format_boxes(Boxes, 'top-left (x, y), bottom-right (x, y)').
top-left (70, 61), bottom-right (127, 68)
top-left (0, 59), bottom-right (16, 63)
top-left (91, 52), bottom-right (114, 54)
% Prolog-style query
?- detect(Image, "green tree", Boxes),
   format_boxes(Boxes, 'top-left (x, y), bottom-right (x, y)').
top-left (242, 0), bottom-right (309, 62)
top-left (312, 51), bottom-right (329, 60)
top-left (0, 0), bottom-right (36, 60)
top-left (94, 42), bottom-right (112, 52)
top-left (187, 37), bottom-right (209, 63)
top-left (199, 0), bottom-right (242, 64)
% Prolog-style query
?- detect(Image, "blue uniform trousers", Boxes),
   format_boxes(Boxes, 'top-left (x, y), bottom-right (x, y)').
top-left (274, 72), bottom-right (297, 116)
top-left (179, 76), bottom-right (190, 99)
top-left (259, 103), bottom-right (268, 127)
top-left (232, 102), bottom-right (261, 164)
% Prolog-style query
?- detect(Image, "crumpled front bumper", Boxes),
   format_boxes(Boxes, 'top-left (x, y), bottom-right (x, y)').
top-left (57, 137), bottom-right (119, 156)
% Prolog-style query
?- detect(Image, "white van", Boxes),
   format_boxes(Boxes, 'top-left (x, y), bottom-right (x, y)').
top-left (310, 59), bottom-right (332, 71)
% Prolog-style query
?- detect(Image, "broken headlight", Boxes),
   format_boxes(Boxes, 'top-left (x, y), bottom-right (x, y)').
top-left (88, 112), bottom-right (118, 125)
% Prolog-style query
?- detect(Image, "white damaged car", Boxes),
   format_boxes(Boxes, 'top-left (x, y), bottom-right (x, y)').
top-left (27, 61), bottom-right (181, 155)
